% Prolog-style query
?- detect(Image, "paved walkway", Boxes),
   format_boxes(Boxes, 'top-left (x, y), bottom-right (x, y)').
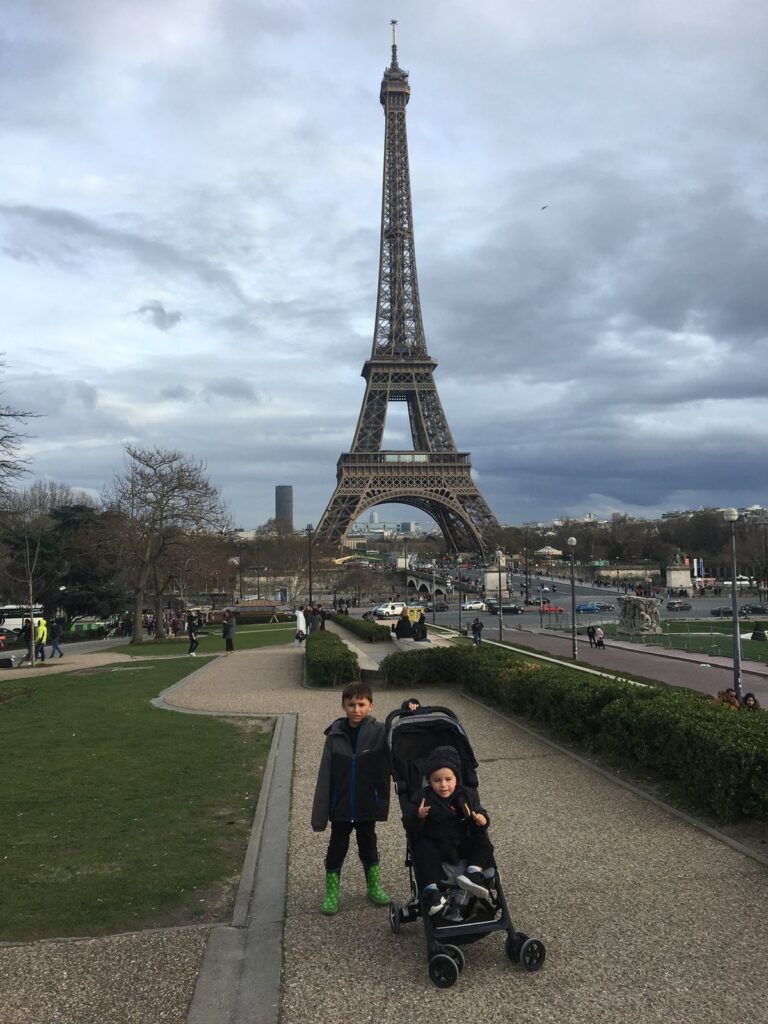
top-left (3, 642), bottom-right (767, 1023)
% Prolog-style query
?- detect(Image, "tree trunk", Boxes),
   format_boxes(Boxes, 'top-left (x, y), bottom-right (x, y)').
top-left (131, 591), bottom-right (144, 644)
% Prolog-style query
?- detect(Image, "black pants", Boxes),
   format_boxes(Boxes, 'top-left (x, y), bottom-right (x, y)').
top-left (225, 638), bottom-right (234, 652)
top-left (188, 638), bottom-right (199, 654)
top-left (325, 820), bottom-right (379, 874)
top-left (411, 832), bottom-right (495, 891)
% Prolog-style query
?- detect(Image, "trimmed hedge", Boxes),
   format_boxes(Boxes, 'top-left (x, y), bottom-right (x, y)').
top-left (305, 631), bottom-right (359, 688)
top-left (222, 612), bottom-right (294, 625)
top-left (329, 613), bottom-right (392, 643)
top-left (379, 646), bottom-right (768, 822)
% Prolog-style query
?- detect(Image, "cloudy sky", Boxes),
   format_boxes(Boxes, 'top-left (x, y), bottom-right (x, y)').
top-left (3, 0), bottom-right (768, 531)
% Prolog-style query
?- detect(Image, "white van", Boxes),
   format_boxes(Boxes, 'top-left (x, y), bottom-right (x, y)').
top-left (373, 602), bottom-right (407, 619)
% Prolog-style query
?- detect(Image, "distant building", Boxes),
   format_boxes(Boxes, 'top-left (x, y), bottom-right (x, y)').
top-left (275, 485), bottom-right (293, 532)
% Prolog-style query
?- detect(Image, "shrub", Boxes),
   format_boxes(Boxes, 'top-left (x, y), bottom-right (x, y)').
top-left (379, 645), bottom-right (768, 822)
top-left (329, 613), bottom-right (392, 643)
top-left (305, 631), bottom-right (359, 688)
top-left (225, 612), bottom-right (294, 625)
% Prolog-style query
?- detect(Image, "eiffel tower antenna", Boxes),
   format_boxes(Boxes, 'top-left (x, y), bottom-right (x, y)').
top-left (315, 30), bottom-right (500, 554)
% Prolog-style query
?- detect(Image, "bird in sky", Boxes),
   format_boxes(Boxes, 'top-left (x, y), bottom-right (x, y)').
top-left (541, 205), bottom-right (548, 210)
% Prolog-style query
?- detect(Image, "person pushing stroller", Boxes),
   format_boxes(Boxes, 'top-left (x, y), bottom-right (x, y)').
top-left (405, 745), bottom-right (496, 917)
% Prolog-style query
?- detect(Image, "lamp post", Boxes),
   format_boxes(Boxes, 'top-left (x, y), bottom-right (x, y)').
top-left (403, 537), bottom-right (408, 599)
top-left (306, 524), bottom-right (313, 605)
top-left (567, 536), bottom-right (578, 661)
top-left (457, 556), bottom-right (463, 635)
top-left (255, 542), bottom-right (261, 600)
top-left (496, 549), bottom-right (504, 642)
top-left (432, 565), bottom-right (436, 624)
top-left (723, 508), bottom-right (742, 699)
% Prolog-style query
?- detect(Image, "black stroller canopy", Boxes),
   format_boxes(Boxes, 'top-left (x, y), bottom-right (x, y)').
top-left (385, 705), bottom-right (479, 807)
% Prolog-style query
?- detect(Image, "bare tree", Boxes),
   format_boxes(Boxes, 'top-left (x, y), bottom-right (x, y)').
top-left (104, 446), bottom-right (231, 643)
top-left (0, 357), bottom-right (39, 496)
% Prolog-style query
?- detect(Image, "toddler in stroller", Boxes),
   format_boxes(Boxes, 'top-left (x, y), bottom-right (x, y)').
top-left (406, 745), bottom-right (497, 918)
top-left (385, 704), bottom-right (545, 988)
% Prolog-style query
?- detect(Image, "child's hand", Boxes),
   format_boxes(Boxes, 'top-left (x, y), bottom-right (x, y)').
top-left (417, 798), bottom-right (430, 819)
top-left (471, 811), bottom-right (487, 826)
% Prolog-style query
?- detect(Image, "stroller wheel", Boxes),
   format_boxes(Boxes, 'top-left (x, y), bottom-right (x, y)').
top-left (439, 944), bottom-right (465, 973)
top-left (519, 937), bottom-right (546, 973)
top-left (389, 899), bottom-right (401, 935)
top-left (505, 932), bottom-right (528, 962)
top-left (428, 953), bottom-right (459, 989)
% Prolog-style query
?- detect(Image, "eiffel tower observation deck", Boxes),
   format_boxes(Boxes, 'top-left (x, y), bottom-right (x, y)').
top-left (315, 25), bottom-right (500, 554)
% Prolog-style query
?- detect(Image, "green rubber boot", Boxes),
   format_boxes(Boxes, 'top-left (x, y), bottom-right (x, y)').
top-left (366, 864), bottom-right (390, 906)
top-left (322, 872), bottom-right (340, 915)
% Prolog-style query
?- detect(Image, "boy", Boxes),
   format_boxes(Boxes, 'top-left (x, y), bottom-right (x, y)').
top-left (406, 745), bottom-right (495, 916)
top-left (311, 681), bottom-right (391, 914)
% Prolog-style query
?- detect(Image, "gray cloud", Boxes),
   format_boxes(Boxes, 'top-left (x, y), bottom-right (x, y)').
top-left (136, 300), bottom-right (183, 331)
top-left (3, 1), bottom-right (768, 531)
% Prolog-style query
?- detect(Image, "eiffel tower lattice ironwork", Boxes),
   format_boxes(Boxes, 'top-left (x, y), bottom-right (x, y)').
top-left (315, 27), bottom-right (500, 554)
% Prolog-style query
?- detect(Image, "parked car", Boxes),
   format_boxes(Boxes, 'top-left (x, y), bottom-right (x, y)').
top-left (666, 600), bottom-right (692, 611)
top-left (575, 602), bottom-right (601, 614)
top-left (426, 601), bottom-right (449, 612)
top-left (373, 602), bottom-right (408, 619)
top-left (593, 601), bottom-right (615, 611)
top-left (539, 604), bottom-right (565, 614)
top-left (740, 604), bottom-right (768, 616)
top-left (710, 607), bottom-right (734, 617)
top-left (461, 599), bottom-right (486, 611)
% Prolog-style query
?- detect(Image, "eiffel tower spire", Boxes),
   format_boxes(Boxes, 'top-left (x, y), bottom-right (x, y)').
top-left (315, 32), bottom-right (500, 554)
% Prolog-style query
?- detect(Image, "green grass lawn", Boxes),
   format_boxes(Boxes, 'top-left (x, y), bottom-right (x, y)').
top-left (0, 658), bottom-right (273, 941)
top-left (109, 621), bottom-right (296, 657)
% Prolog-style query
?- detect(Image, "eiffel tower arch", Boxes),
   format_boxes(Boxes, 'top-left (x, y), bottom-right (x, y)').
top-left (315, 26), bottom-right (500, 555)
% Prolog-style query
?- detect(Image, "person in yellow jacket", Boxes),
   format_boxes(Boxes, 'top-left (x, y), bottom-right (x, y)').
top-left (34, 616), bottom-right (48, 662)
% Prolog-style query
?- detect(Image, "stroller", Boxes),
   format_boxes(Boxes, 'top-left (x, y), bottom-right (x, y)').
top-left (384, 704), bottom-right (546, 988)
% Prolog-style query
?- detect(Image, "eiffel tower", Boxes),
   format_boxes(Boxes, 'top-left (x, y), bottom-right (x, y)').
top-left (315, 25), bottom-right (500, 554)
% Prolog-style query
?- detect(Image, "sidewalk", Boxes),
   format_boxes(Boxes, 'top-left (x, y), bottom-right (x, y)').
top-left (2, 643), bottom-right (767, 1023)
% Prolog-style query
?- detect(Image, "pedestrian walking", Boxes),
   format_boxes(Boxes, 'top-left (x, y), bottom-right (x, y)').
top-left (19, 618), bottom-right (33, 664)
top-left (295, 606), bottom-right (307, 645)
top-left (222, 610), bottom-right (236, 654)
top-left (35, 616), bottom-right (48, 662)
top-left (471, 617), bottom-right (484, 646)
top-left (49, 619), bottom-right (65, 659)
top-left (187, 622), bottom-right (199, 656)
top-left (586, 624), bottom-right (596, 648)
top-left (594, 626), bottom-right (605, 649)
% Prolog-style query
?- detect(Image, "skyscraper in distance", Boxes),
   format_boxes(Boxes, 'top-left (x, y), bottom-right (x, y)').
top-left (275, 485), bottom-right (293, 532)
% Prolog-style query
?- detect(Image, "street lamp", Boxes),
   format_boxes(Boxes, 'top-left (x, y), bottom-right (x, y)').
top-left (567, 536), bottom-right (578, 661)
top-left (255, 541), bottom-right (261, 600)
top-left (306, 524), bottom-right (313, 605)
top-left (723, 508), bottom-right (742, 700)
top-left (496, 549), bottom-right (504, 642)
top-left (457, 555), bottom-right (463, 635)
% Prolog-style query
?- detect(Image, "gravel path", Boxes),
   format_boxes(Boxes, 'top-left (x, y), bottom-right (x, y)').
top-left (4, 643), bottom-right (767, 1024)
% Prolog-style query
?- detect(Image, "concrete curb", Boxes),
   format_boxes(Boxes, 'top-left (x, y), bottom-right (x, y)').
top-left (152, 659), bottom-right (297, 1024)
top-left (186, 713), bottom-right (296, 1024)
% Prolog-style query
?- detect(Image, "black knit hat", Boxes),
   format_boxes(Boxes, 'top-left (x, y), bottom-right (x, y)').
top-left (423, 745), bottom-right (462, 781)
